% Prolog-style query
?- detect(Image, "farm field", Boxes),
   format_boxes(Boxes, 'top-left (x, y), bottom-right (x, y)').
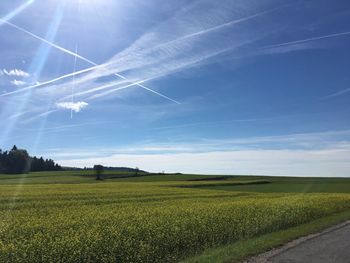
top-left (0, 172), bottom-right (350, 262)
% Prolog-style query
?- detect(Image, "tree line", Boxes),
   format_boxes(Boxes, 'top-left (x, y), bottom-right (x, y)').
top-left (0, 145), bottom-right (62, 174)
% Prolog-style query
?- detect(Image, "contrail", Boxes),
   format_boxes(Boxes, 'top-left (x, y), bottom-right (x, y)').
top-left (58, 78), bottom-right (152, 101)
top-left (155, 4), bottom-right (288, 48)
top-left (0, 18), bottom-right (180, 104)
top-left (88, 78), bottom-right (156, 100)
top-left (321, 88), bottom-right (350, 100)
top-left (0, 4), bottom-right (284, 100)
top-left (25, 121), bottom-right (116, 132)
top-left (71, 44), bottom-right (78, 119)
top-left (116, 2), bottom-right (295, 60)
top-left (134, 83), bottom-right (179, 104)
top-left (88, 46), bottom-right (235, 100)
top-left (0, 18), bottom-right (91, 63)
top-left (263, 31), bottom-right (350, 49)
top-left (0, 64), bottom-right (102, 97)
top-left (61, 77), bottom-right (177, 103)
top-left (0, 0), bottom-right (34, 27)
top-left (62, 79), bottom-right (132, 99)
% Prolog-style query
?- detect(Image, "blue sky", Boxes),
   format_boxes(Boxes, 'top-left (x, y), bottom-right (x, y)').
top-left (1, 0), bottom-right (350, 176)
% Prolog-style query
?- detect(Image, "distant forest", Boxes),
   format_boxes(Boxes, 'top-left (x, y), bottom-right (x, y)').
top-left (0, 145), bottom-right (61, 174)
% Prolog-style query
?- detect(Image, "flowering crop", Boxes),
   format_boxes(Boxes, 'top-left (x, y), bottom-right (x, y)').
top-left (0, 178), bottom-right (349, 262)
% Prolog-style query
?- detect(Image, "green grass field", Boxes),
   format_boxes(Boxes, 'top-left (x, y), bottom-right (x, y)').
top-left (0, 172), bottom-right (350, 262)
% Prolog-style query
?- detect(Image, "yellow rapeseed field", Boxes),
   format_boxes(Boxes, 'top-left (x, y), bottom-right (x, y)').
top-left (0, 175), bottom-right (350, 262)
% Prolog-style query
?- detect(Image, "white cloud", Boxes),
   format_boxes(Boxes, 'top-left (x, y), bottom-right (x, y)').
top-left (43, 129), bottom-right (350, 156)
top-left (2, 68), bottom-right (30, 77)
top-left (57, 148), bottom-right (350, 177)
top-left (56, 101), bottom-right (88, 112)
top-left (11, 79), bottom-right (26, 86)
top-left (49, 130), bottom-right (350, 177)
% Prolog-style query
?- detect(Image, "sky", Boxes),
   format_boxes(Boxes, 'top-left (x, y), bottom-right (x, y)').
top-left (0, 0), bottom-right (350, 176)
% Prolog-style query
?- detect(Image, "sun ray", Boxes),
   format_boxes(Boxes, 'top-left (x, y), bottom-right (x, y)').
top-left (0, 2), bottom-right (64, 147)
top-left (0, 0), bottom-right (35, 27)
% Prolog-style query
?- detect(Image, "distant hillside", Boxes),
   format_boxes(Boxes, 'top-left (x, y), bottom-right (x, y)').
top-left (63, 166), bottom-right (148, 173)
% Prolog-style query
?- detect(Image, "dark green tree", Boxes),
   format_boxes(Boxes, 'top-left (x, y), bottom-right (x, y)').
top-left (0, 146), bottom-right (62, 174)
top-left (135, 167), bottom-right (140, 177)
top-left (0, 149), bottom-right (3, 173)
top-left (94, 165), bottom-right (104, 180)
top-left (6, 146), bottom-right (30, 174)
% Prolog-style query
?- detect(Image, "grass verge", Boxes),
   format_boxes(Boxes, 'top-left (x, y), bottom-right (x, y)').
top-left (182, 209), bottom-right (350, 263)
